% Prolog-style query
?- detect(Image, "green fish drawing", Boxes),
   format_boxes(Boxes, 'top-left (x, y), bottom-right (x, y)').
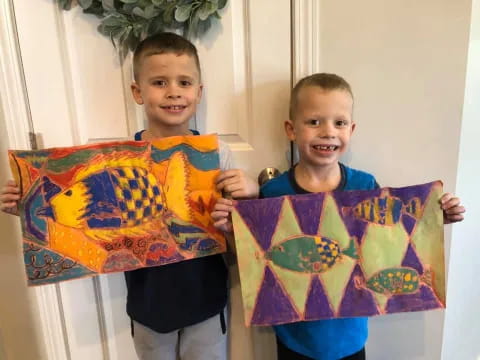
top-left (355, 267), bottom-right (432, 295)
top-left (266, 236), bottom-right (358, 273)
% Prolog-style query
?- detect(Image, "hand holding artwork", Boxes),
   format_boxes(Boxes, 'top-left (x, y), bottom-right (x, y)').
top-left (441, 193), bottom-right (465, 224)
top-left (211, 198), bottom-right (235, 234)
top-left (0, 180), bottom-right (20, 216)
top-left (216, 169), bottom-right (259, 199)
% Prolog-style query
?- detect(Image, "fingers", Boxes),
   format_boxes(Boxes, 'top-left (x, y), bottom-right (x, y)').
top-left (6, 180), bottom-right (20, 188)
top-left (212, 215), bottom-right (233, 233)
top-left (440, 195), bottom-right (460, 211)
top-left (211, 210), bottom-right (230, 221)
top-left (0, 193), bottom-right (21, 203)
top-left (440, 193), bottom-right (465, 224)
top-left (444, 205), bottom-right (466, 215)
top-left (0, 181), bottom-right (21, 214)
top-left (213, 198), bottom-right (235, 211)
top-left (216, 169), bottom-right (241, 184)
top-left (444, 214), bottom-right (464, 224)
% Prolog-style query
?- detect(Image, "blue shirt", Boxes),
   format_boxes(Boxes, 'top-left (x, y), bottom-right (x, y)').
top-left (260, 163), bottom-right (378, 360)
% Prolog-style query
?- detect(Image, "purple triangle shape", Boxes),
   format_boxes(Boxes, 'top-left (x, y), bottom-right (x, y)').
top-left (304, 276), bottom-right (334, 320)
top-left (290, 193), bottom-right (325, 235)
top-left (339, 265), bottom-right (379, 317)
top-left (389, 182), bottom-right (433, 208)
top-left (250, 266), bottom-right (300, 326)
top-left (386, 285), bottom-right (443, 313)
top-left (402, 214), bottom-right (416, 235)
top-left (332, 190), bottom-right (380, 245)
top-left (401, 243), bottom-right (424, 275)
top-left (235, 197), bottom-right (283, 251)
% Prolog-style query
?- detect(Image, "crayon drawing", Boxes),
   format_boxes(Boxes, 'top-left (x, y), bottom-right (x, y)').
top-left (232, 181), bottom-right (445, 326)
top-left (9, 135), bottom-right (225, 286)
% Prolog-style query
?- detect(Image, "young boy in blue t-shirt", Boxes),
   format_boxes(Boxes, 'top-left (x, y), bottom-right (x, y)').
top-left (212, 73), bottom-right (465, 360)
top-left (1, 32), bottom-right (259, 360)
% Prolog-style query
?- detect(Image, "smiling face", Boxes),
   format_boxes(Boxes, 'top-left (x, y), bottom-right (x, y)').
top-left (286, 86), bottom-right (355, 168)
top-left (131, 53), bottom-right (202, 132)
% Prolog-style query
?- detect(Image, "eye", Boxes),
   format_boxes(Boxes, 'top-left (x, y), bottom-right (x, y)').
top-left (179, 80), bottom-right (192, 87)
top-left (335, 119), bottom-right (348, 127)
top-left (152, 80), bottom-right (167, 87)
top-left (65, 190), bottom-right (72, 196)
top-left (308, 119), bottom-right (320, 126)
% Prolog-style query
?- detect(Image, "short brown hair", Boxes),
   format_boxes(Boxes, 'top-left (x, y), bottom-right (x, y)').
top-left (289, 73), bottom-right (353, 119)
top-left (133, 32), bottom-right (201, 81)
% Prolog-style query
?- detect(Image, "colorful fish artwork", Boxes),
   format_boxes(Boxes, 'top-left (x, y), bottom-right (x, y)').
top-left (9, 135), bottom-right (225, 286)
top-left (355, 266), bottom-right (431, 296)
top-left (342, 190), bottom-right (423, 226)
top-left (266, 236), bottom-right (358, 273)
top-left (232, 181), bottom-right (445, 326)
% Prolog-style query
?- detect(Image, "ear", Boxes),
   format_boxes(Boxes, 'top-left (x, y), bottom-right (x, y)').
top-left (285, 120), bottom-right (296, 141)
top-left (131, 82), bottom-right (144, 105)
top-left (196, 84), bottom-right (203, 104)
top-left (351, 122), bottom-right (356, 134)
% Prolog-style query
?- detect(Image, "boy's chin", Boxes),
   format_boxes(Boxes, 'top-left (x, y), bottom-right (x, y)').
top-left (302, 155), bottom-right (341, 168)
top-left (149, 117), bottom-right (190, 128)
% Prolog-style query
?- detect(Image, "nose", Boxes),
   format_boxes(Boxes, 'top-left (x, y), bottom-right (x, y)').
top-left (166, 83), bottom-right (181, 99)
top-left (318, 121), bottom-right (336, 138)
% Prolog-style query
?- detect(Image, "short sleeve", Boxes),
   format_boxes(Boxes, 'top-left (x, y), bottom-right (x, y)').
top-left (219, 140), bottom-right (234, 171)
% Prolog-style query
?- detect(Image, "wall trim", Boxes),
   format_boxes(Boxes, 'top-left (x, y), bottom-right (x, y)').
top-left (292, 0), bottom-right (321, 83)
top-left (0, 1), bottom-right (70, 359)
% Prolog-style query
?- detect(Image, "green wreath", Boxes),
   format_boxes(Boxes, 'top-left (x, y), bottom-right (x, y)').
top-left (56, 0), bottom-right (227, 55)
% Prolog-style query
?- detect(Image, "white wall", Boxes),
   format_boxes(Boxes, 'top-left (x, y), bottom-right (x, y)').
top-left (316, 1), bottom-right (472, 359)
top-left (442, 0), bottom-right (480, 358)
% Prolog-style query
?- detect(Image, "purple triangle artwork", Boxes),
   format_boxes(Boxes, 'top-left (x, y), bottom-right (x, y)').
top-left (232, 181), bottom-right (445, 326)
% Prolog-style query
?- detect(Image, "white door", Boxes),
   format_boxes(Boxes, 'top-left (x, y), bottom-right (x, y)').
top-left (1, 0), bottom-right (291, 359)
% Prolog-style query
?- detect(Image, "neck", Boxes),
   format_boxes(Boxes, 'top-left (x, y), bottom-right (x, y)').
top-left (294, 161), bottom-right (341, 193)
top-left (143, 121), bottom-right (192, 140)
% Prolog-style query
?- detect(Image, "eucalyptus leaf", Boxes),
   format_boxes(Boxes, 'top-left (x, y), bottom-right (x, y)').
top-left (144, 5), bottom-right (160, 19)
top-left (54, 0), bottom-right (227, 54)
top-left (148, 16), bottom-right (165, 34)
top-left (197, 1), bottom-right (216, 21)
top-left (163, 3), bottom-right (176, 23)
top-left (57, 0), bottom-right (74, 10)
top-left (132, 7), bottom-right (146, 17)
top-left (101, 14), bottom-right (129, 27)
top-left (101, 0), bottom-right (116, 10)
top-left (175, 4), bottom-right (193, 22)
top-left (83, 5), bottom-right (105, 16)
top-left (186, 10), bottom-right (199, 38)
top-left (217, 0), bottom-right (227, 10)
top-left (78, 0), bottom-right (93, 8)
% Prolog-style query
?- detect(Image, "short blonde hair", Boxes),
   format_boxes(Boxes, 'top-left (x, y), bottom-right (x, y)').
top-left (133, 32), bottom-right (201, 82)
top-left (290, 73), bottom-right (353, 119)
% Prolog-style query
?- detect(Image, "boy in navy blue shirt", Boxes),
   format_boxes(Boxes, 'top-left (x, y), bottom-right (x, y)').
top-left (1, 33), bottom-right (258, 360)
top-left (212, 73), bottom-right (465, 360)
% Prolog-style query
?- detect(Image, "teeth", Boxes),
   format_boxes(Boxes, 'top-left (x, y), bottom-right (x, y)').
top-left (165, 106), bottom-right (184, 110)
top-left (314, 145), bottom-right (337, 151)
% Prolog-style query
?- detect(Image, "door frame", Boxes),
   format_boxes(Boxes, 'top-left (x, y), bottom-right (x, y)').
top-left (0, 1), bottom-right (70, 359)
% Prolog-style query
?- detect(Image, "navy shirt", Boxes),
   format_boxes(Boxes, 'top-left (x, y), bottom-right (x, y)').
top-left (124, 130), bottom-right (228, 333)
top-left (261, 163), bottom-right (378, 360)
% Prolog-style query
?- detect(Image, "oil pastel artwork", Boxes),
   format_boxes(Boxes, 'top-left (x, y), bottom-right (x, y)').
top-left (9, 134), bottom-right (225, 286)
top-left (232, 181), bottom-right (445, 326)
